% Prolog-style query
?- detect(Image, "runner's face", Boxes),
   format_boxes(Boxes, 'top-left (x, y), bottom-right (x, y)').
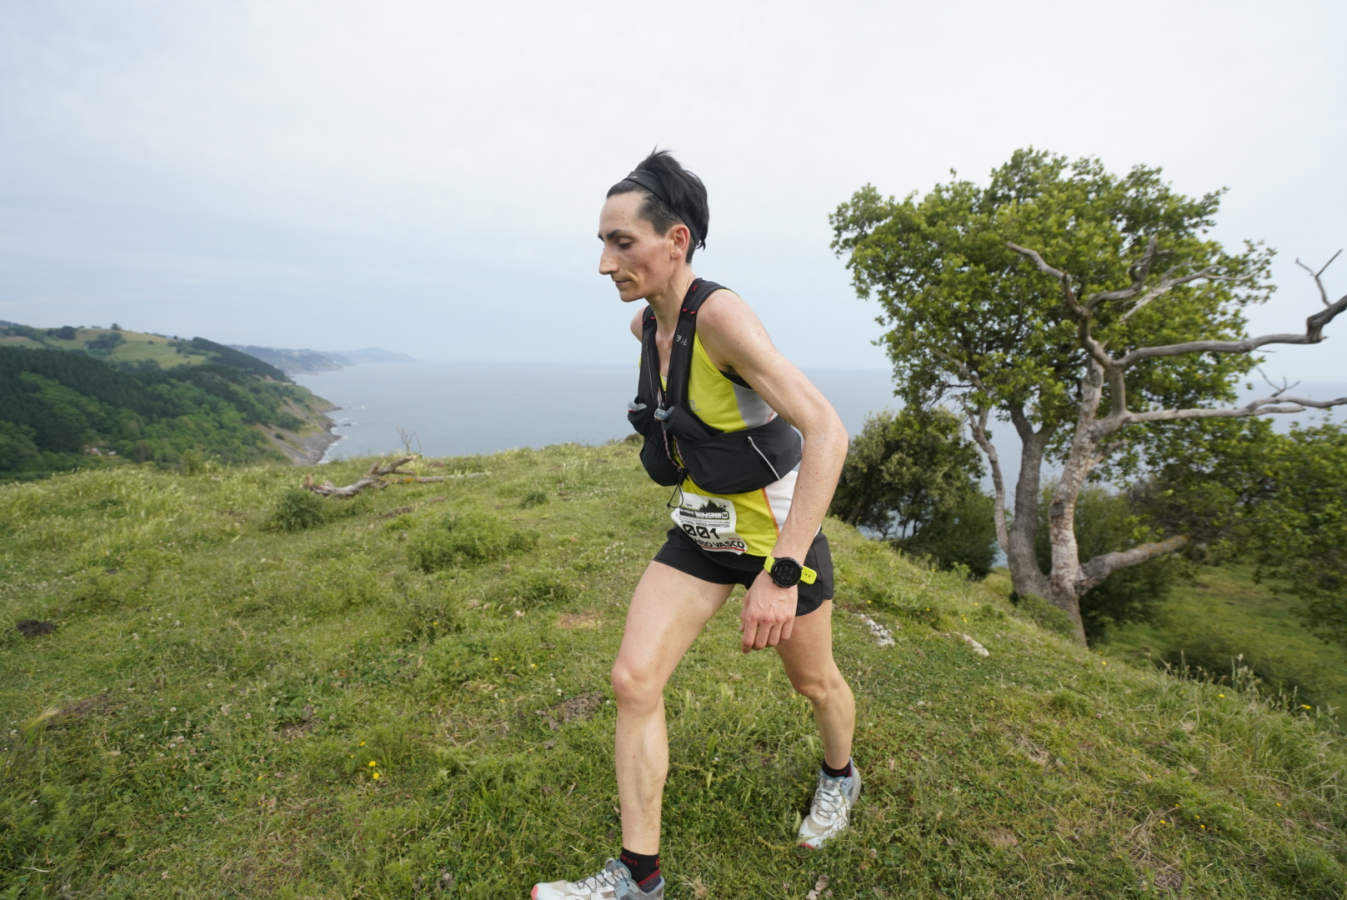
top-left (597, 191), bottom-right (681, 302)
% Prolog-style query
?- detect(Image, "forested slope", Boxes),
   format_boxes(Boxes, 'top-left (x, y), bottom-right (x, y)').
top-left (0, 325), bottom-right (333, 479)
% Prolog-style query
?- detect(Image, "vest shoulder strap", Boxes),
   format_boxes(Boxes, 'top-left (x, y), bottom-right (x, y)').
top-left (637, 278), bottom-right (726, 410)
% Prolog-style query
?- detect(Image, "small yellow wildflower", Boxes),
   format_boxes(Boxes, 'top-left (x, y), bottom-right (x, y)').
top-left (1159, 819), bottom-right (1166, 825)
top-left (368, 760), bottom-right (378, 767)
top-left (372, 771), bottom-right (381, 780)
top-left (1301, 704), bottom-right (1313, 710)
top-left (359, 740), bottom-right (366, 747)
top-left (1275, 802), bottom-right (1282, 807)
top-left (1218, 693), bottom-right (1225, 698)
top-left (530, 663), bottom-right (537, 669)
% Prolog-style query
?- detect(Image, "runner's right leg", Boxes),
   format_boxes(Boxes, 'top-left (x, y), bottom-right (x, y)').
top-left (612, 561), bottom-right (733, 854)
top-left (533, 562), bottom-right (731, 898)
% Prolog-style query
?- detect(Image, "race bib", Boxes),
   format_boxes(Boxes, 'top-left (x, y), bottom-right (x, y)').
top-left (670, 490), bottom-right (748, 554)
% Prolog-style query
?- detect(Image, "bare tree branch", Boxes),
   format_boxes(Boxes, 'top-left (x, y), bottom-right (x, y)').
top-left (1078, 535), bottom-right (1189, 594)
top-left (1297, 249), bottom-right (1343, 307)
top-left (1006, 242), bottom-right (1084, 313)
top-left (1119, 254), bottom-right (1346, 368)
top-left (302, 455), bottom-right (483, 497)
top-left (1117, 265), bottom-right (1222, 323)
top-left (1111, 393), bottom-right (1347, 427)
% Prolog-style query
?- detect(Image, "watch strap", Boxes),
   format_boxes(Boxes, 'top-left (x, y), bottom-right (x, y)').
top-left (763, 555), bottom-right (817, 585)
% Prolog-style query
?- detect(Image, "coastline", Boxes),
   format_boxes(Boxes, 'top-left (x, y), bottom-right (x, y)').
top-left (297, 421), bottom-right (341, 465)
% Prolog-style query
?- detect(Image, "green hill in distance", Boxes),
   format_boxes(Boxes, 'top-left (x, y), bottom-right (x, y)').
top-left (2, 442), bottom-right (1342, 897)
top-left (0, 322), bottom-right (335, 480)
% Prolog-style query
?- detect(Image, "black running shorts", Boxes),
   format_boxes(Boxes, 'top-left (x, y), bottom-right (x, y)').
top-left (653, 526), bottom-right (834, 616)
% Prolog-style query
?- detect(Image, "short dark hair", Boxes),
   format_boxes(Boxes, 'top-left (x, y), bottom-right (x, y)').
top-left (607, 150), bottom-right (709, 263)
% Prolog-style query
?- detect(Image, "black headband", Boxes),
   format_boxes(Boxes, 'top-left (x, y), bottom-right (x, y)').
top-left (622, 168), bottom-right (702, 248)
top-left (622, 169), bottom-right (672, 209)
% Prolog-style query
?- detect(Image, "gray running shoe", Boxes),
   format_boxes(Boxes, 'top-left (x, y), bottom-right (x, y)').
top-left (532, 858), bottom-right (664, 900)
top-left (797, 762), bottom-right (861, 849)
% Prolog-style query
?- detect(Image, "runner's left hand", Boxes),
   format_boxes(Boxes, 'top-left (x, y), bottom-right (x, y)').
top-left (740, 571), bottom-right (796, 653)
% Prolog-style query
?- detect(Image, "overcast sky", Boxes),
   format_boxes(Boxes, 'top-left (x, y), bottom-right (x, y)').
top-left (3, 0), bottom-right (1344, 383)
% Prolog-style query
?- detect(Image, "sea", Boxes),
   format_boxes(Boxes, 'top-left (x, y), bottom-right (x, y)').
top-left (295, 362), bottom-right (1344, 499)
top-left (295, 361), bottom-right (903, 464)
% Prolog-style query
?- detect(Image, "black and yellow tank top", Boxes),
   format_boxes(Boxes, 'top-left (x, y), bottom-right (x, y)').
top-left (664, 335), bottom-right (799, 556)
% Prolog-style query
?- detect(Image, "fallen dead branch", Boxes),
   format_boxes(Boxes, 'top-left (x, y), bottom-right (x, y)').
top-left (302, 455), bottom-right (484, 497)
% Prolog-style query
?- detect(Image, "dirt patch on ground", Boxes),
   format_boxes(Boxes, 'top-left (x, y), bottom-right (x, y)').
top-left (555, 611), bottom-right (601, 630)
top-left (278, 705), bottom-right (317, 740)
top-left (31, 692), bottom-right (119, 729)
top-left (537, 692), bottom-right (603, 730)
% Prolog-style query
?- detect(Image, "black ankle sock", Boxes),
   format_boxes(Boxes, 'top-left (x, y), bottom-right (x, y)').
top-left (821, 758), bottom-right (853, 778)
top-left (619, 848), bottom-right (661, 888)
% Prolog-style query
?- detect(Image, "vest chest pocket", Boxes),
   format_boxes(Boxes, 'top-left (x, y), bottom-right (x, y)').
top-left (628, 401), bottom-right (682, 486)
top-left (668, 412), bottom-right (802, 495)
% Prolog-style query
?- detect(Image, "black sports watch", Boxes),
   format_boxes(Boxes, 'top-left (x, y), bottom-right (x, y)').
top-left (764, 555), bottom-right (817, 588)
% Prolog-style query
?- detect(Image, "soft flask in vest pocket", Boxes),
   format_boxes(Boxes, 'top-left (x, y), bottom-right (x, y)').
top-left (627, 400), bottom-right (683, 486)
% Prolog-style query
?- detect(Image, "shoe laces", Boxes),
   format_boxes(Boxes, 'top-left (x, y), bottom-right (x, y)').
top-left (811, 775), bottom-right (850, 823)
top-left (574, 862), bottom-right (627, 892)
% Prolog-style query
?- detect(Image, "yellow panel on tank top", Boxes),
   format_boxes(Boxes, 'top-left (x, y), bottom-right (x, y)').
top-left (686, 336), bottom-right (750, 432)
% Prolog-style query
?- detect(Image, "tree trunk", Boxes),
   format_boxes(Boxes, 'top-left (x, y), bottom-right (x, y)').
top-left (1043, 363), bottom-right (1106, 645)
top-left (1003, 407), bottom-right (1051, 602)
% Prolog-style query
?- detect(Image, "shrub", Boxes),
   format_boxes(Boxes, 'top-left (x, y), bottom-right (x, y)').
top-left (408, 512), bottom-right (535, 572)
top-left (268, 488), bottom-right (326, 532)
top-left (491, 569), bottom-right (575, 609)
top-left (896, 490), bottom-right (997, 579)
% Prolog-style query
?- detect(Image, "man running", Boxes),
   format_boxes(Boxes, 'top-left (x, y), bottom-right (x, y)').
top-left (533, 151), bottom-right (858, 899)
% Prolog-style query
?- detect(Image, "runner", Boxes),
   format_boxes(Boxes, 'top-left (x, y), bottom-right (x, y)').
top-left (532, 151), bottom-right (858, 899)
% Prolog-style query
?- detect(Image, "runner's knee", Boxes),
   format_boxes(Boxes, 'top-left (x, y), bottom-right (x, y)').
top-left (611, 657), bottom-right (664, 712)
top-left (788, 663), bottom-right (847, 705)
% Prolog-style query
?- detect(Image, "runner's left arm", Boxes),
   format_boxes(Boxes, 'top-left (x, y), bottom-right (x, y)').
top-left (696, 290), bottom-right (848, 651)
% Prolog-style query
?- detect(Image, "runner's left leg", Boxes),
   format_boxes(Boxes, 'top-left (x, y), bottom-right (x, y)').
top-left (774, 599), bottom-right (855, 769)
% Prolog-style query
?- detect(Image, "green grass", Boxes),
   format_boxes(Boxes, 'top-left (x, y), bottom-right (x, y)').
top-left (1103, 566), bottom-right (1347, 717)
top-left (1, 326), bottom-right (209, 368)
top-left (2, 444), bottom-right (1345, 898)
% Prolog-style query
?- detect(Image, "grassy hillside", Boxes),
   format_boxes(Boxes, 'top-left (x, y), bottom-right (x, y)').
top-left (1103, 567), bottom-right (1347, 718)
top-left (2, 443), bottom-right (1344, 898)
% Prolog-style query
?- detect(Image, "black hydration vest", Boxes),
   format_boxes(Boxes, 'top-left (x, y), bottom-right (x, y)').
top-left (627, 279), bottom-right (803, 494)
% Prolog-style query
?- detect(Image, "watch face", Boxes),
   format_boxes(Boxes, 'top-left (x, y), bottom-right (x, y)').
top-left (770, 557), bottom-right (802, 587)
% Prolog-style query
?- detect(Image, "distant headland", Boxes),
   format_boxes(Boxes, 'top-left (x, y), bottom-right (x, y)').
top-left (228, 345), bottom-right (416, 375)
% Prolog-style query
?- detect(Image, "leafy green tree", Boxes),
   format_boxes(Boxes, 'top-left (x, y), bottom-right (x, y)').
top-left (832, 408), bottom-right (995, 576)
top-left (1140, 419), bottom-right (1347, 648)
top-left (832, 407), bottom-right (982, 536)
top-left (900, 489), bottom-right (998, 579)
top-left (831, 148), bottom-right (1346, 643)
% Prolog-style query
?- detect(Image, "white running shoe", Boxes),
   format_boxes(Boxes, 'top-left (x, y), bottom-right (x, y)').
top-left (797, 762), bottom-right (861, 849)
top-left (532, 858), bottom-right (664, 900)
